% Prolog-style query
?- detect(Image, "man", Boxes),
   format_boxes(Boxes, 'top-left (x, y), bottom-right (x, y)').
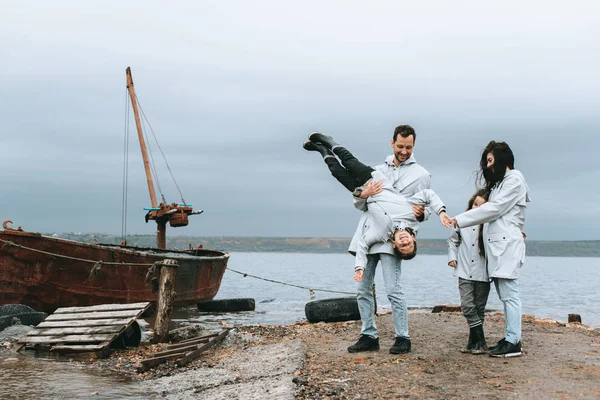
top-left (308, 125), bottom-right (431, 354)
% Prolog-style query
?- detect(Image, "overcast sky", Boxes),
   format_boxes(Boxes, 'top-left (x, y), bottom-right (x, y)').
top-left (1, 1), bottom-right (599, 241)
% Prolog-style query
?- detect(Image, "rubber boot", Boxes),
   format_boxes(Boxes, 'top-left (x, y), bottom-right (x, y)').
top-left (303, 141), bottom-right (334, 158)
top-left (469, 325), bottom-right (488, 355)
top-left (308, 132), bottom-right (339, 149)
top-left (461, 327), bottom-right (476, 353)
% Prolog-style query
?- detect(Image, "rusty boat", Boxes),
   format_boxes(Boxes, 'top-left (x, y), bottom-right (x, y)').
top-left (0, 68), bottom-right (229, 313)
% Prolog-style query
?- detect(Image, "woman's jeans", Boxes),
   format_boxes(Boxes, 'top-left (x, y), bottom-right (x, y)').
top-left (494, 278), bottom-right (522, 344)
top-left (357, 253), bottom-right (408, 339)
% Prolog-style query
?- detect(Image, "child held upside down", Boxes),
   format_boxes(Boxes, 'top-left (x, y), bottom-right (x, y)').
top-left (303, 136), bottom-right (452, 282)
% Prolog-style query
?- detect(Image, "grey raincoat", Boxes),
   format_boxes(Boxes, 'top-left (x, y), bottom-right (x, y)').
top-left (349, 154), bottom-right (431, 256)
top-left (353, 170), bottom-right (445, 269)
top-left (454, 170), bottom-right (531, 279)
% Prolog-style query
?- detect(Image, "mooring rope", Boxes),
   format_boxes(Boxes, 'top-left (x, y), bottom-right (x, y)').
top-left (225, 266), bottom-right (355, 295)
top-left (0, 238), bottom-right (154, 266)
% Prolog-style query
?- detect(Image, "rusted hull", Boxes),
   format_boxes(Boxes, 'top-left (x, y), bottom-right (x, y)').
top-left (0, 230), bottom-right (229, 313)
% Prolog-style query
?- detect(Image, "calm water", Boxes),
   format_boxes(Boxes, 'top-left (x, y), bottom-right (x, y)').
top-left (178, 252), bottom-right (600, 328)
top-left (2, 252), bottom-right (598, 399)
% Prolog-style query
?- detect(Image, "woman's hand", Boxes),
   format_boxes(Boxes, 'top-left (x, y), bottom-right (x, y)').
top-left (354, 269), bottom-right (364, 282)
top-left (448, 260), bottom-right (457, 268)
top-left (439, 211), bottom-right (452, 227)
top-left (359, 181), bottom-right (384, 199)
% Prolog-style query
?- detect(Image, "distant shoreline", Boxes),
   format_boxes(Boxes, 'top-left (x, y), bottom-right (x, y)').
top-left (50, 233), bottom-right (600, 257)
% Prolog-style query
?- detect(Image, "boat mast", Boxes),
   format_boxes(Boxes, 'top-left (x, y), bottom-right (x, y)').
top-left (124, 67), bottom-right (195, 250)
top-left (126, 67), bottom-right (167, 249)
top-left (126, 67), bottom-right (158, 208)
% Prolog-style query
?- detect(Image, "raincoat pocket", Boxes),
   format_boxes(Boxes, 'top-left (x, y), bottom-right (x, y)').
top-left (486, 232), bottom-right (509, 258)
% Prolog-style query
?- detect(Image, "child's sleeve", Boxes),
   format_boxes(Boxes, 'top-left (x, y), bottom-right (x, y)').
top-left (408, 189), bottom-right (446, 215)
top-left (447, 228), bottom-right (460, 264)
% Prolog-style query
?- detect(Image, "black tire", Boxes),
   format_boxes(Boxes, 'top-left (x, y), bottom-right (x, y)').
top-left (0, 304), bottom-right (35, 316)
top-left (0, 311), bottom-right (48, 331)
top-left (197, 298), bottom-right (256, 312)
top-left (305, 296), bottom-right (360, 323)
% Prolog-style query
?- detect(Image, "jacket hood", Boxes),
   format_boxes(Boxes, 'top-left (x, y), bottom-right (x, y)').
top-left (506, 169), bottom-right (531, 202)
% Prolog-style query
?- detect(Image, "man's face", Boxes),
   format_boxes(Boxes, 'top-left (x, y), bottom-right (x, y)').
top-left (393, 230), bottom-right (415, 255)
top-left (486, 152), bottom-right (495, 172)
top-left (391, 135), bottom-right (415, 166)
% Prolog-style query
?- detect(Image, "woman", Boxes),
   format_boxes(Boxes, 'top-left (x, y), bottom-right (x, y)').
top-left (451, 141), bottom-right (530, 358)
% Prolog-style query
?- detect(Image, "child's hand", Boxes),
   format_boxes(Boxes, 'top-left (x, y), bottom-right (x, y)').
top-left (439, 211), bottom-right (452, 228)
top-left (450, 217), bottom-right (459, 228)
top-left (354, 269), bottom-right (364, 282)
top-left (448, 260), bottom-right (457, 268)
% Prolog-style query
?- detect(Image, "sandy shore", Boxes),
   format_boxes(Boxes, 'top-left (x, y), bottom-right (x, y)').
top-left (4, 311), bottom-right (600, 399)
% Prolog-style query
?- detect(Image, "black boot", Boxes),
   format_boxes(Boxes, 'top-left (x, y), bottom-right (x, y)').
top-left (461, 327), bottom-right (476, 353)
top-left (303, 141), bottom-right (335, 158)
top-left (308, 132), bottom-right (339, 149)
top-left (469, 325), bottom-right (488, 355)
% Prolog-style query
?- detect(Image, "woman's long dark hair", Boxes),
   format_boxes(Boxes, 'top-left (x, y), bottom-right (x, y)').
top-left (467, 188), bottom-right (490, 256)
top-left (478, 141), bottom-right (515, 190)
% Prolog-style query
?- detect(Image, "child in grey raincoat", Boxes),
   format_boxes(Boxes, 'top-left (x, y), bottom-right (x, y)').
top-left (451, 141), bottom-right (530, 358)
top-left (448, 188), bottom-right (490, 354)
top-left (352, 170), bottom-right (451, 282)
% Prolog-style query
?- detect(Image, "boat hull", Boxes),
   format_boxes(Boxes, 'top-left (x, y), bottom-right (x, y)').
top-left (0, 230), bottom-right (229, 313)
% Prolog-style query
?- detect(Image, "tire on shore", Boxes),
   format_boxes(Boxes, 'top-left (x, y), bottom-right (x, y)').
top-left (305, 296), bottom-right (360, 323)
top-left (197, 298), bottom-right (256, 312)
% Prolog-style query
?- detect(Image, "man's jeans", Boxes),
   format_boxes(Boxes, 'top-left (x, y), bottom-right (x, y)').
top-left (357, 253), bottom-right (408, 339)
top-left (494, 278), bottom-right (522, 344)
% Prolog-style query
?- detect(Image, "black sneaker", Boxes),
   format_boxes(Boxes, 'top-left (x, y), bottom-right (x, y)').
top-left (389, 337), bottom-right (411, 354)
top-left (489, 339), bottom-right (522, 358)
top-left (347, 335), bottom-right (380, 353)
top-left (488, 338), bottom-right (505, 352)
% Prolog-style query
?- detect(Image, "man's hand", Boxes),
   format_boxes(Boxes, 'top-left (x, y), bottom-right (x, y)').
top-left (412, 205), bottom-right (425, 218)
top-left (439, 211), bottom-right (452, 228)
top-left (354, 269), bottom-right (364, 282)
top-left (359, 181), bottom-right (384, 199)
top-left (448, 260), bottom-right (457, 268)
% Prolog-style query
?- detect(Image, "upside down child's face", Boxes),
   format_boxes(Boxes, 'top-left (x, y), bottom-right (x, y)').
top-left (392, 230), bottom-right (415, 255)
top-left (472, 196), bottom-right (487, 209)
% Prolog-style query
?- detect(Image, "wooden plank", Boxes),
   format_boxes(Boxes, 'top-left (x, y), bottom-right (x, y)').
top-left (154, 343), bottom-right (206, 358)
top-left (19, 334), bottom-right (115, 344)
top-left (164, 337), bottom-right (209, 350)
top-left (50, 344), bottom-right (108, 351)
top-left (177, 329), bottom-right (229, 367)
top-left (177, 332), bottom-right (219, 344)
top-left (37, 318), bottom-right (132, 329)
top-left (36, 318), bottom-right (133, 328)
top-left (28, 326), bottom-right (123, 336)
top-left (138, 352), bottom-right (187, 372)
top-left (45, 309), bottom-right (142, 321)
top-left (54, 302), bottom-right (151, 314)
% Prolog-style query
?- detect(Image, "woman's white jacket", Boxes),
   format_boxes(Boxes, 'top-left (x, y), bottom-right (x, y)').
top-left (454, 170), bottom-right (530, 279)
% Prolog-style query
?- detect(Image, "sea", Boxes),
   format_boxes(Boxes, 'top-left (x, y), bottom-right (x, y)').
top-left (1, 252), bottom-right (598, 399)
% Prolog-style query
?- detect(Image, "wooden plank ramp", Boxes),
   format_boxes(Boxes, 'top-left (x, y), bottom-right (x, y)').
top-left (138, 329), bottom-right (229, 372)
top-left (18, 302), bottom-right (151, 358)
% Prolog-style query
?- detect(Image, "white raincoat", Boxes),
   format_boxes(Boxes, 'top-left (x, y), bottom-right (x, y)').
top-left (349, 154), bottom-right (431, 256)
top-left (454, 170), bottom-right (530, 279)
top-left (352, 170), bottom-right (445, 269)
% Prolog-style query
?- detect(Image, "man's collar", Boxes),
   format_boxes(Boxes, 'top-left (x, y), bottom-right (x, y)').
top-left (385, 154), bottom-right (417, 167)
